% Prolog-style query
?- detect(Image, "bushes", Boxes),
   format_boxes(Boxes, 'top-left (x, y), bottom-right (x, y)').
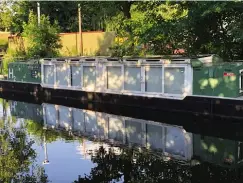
top-left (0, 39), bottom-right (8, 52)
top-left (0, 11), bottom-right (62, 75)
top-left (1, 48), bottom-right (26, 74)
top-left (22, 11), bottom-right (62, 58)
top-left (109, 38), bottom-right (147, 58)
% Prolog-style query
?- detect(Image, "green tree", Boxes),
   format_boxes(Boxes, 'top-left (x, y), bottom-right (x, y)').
top-left (6, 1), bottom-right (243, 59)
top-left (185, 1), bottom-right (243, 60)
top-left (9, 1), bottom-right (123, 33)
top-left (22, 11), bottom-right (62, 58)
top-left (0, 0), bottom-right (13, 31)
top-left (126, 1), bottom-right (243, 59)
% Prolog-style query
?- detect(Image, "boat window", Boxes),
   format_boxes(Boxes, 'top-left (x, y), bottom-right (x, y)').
top-left (240, 71), bottom-right (243, 92)
top-left (145, 59), bottom-right (160, 62)
top-left (145, 67), bottom-right (162, 92)
top-left (43, 65), bottom-right (54, 85)
top-left (85, 58), bottom-right (96, 62)
top-left (125, 59), bottom-right (139, 62)
top-left (107, 58), bottom-right (119, 61)
top-left (124, 67), bottom-right (141, 91)
top-left (107, 66), bottom-right (123, 90)
top-left (238, 142), bottom-right (243, 161)
top-left (70, 59), bottom-right (80, 62)
top-left (71, 65), bottom-right (81, 87)
top-left (56, 64), bottom-right (69, 86)
top-left (83, 66), bottom-right (96, 90)
top-left (164, 67), bottom-right (185, 94)
top-left (56, 59), bottom-right (65, 62)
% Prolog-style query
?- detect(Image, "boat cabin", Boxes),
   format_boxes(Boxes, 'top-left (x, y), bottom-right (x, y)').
top-left (40, 55), bottom-right (221, 99)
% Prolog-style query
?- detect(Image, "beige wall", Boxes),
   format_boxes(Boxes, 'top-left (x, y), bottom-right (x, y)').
top-left (0, 32), bottom-right (10, 41)
top-left (60, 31), bottom-right (116, 56)
top-left (8, 31), bottom-right (116, 57)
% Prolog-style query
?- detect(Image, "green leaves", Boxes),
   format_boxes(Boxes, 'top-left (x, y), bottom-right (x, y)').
top-left (155, 2), bottom-right (188, 21)
top-left (114, 1), bottom-right (243, 59)
top-left (22, 11), bottom-right (62, 58)
top-left (3, 1), bottom-right (243, 59)
top-left (0, 0), bottom-right (14, 31)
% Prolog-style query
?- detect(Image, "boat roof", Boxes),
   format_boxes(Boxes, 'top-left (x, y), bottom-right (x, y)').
top-left (40, 54), bottom-right (217, 60)
top-left (38, 54), bottom-right (220, 64)
top-left (9, 54), bottom-right (222, 65)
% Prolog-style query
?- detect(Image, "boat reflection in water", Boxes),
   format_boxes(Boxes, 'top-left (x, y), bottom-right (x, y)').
top-left (8, 100), bottom-right (243, 182)
top-left (43, 103), bottom-right (193, 162)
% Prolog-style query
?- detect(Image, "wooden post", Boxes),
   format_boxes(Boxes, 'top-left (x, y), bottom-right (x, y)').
top-left (78, 4), bottom-right (83, 56)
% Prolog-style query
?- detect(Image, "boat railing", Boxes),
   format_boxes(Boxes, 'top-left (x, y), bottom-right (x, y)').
top-left (40, 56), bottom-right (194, 65)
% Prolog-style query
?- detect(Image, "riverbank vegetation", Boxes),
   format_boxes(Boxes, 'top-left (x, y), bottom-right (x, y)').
top-left (1, 1), bottom-right (243, 65)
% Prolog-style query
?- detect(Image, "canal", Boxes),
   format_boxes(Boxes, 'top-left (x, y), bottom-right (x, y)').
top-left (0, 97), bottom-right (243, 182)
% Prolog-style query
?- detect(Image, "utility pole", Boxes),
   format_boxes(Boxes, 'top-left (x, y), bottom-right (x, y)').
top-left (37, 2), bottom-right (40, 26)
top-left (78, 4), bottom-right (83, 56)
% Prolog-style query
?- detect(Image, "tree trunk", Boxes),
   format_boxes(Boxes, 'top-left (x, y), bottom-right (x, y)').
top-left (121, 2), bottom-right (132, 19)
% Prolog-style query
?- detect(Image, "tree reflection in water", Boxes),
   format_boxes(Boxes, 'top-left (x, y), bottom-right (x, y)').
top-left (73, 146), bottom-right (243, 183)
top-left (0, 110), bottom-right (49, 182)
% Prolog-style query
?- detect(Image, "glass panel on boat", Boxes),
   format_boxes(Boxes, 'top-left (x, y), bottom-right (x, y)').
top-left (165, 126), bottom-right (186, 157)
top-left (72, 108), bottom-right (85, 132)
top-left (125, 120), bottom-right (143, 145)
top-left (145, 67), bottom-right (162, 92)
top-left (238, 142), bottom-right (243, 161)
top-left (83, 66), bottom-right (96, 90)
top-left (146, 124), bottom-right (163, 150)
top-left (240, 71), bottom-right (243, 92)
top-left (124, 67), bottom-right (141, 91)
top-left (164, 67), bottom-right (185, 94)
top-left (107, 66), bottom-right (123, 90)
top-left (43, 65), bottom-right (54, 85)
top-left (71, 66), bottom-right (82, 87)
top-left (58, 106), bottom-right (71, 130)
top-left (108, 117), bottom-right (124, 142)
top-left (44, 104), bottom-right (57, 127)
top-left (56, 64), bottom-right (69, 86)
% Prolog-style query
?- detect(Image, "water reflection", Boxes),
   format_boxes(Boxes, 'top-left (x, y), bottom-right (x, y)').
top-left (41, 103), bottom-right (193, 161)
top-left (0, 99), bottom-right (242, 182)
top-left (0, 99), bottom-right (49, 182)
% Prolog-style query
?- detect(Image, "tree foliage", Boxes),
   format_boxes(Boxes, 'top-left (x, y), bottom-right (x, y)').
top-left (0, 118), bottom-right (49, 182)
top-left (2, 1), bottom-right (243, 59)
top-left (0, 0), bottom-right (13, 32)
top-left (108, 1), bottom-right (243, 59)
top-left (8, 1), bottom-right (122, 33)
top-left (22, 11), bottom-right (62, 58)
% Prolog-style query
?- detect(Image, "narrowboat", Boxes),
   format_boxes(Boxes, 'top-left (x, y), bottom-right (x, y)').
top-left (4, 54), bottom-right (243, 118)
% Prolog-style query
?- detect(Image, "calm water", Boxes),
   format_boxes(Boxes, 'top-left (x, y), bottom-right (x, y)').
top-left (0, 98), bottom-right (243, 183)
